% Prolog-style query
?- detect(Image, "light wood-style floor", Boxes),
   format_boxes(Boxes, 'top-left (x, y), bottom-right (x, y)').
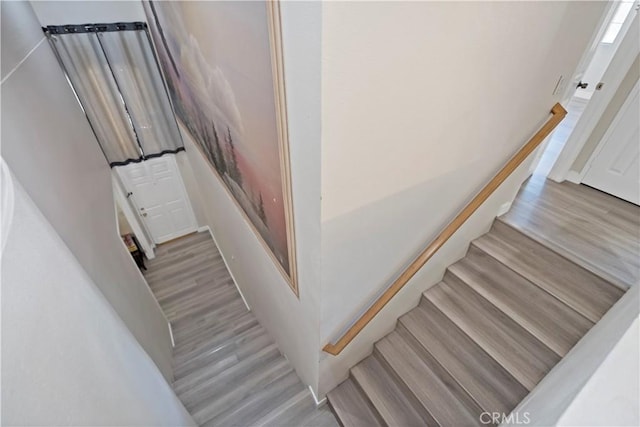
top-left (503, 175), bottom-right (640, 288)
top-left (328, 176), bottom-right (632, 426)
top-left (144, 232), bottom-right (338, 427)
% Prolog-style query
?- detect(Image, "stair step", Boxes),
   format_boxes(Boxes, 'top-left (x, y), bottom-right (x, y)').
top-left (425, 277), bottom-right (559, 390)
top-left (203, 370), bottom-right (304, 427)
top-left (178, 343), bottom-right (281, 411)
top-left (173, 323), bottom-right (272, 387)
top-left (292, 406), bottom-right (340, 427)
top-left (449, 245), bottom-right (594, 356)
top-left (375, 329), bottom-right (481, 426)
top-left (172, 308), bottom-right (257, 363)
top-left (400, 300), bottom-right (528, 415)
top-left (172, 297), bottom-right (249, 347)
top-left (160, 279), bottom-right (236, 319)
top-left (351, 354), bottom-right (433, 426)
top-left (327, 378), bottom-right (384, 427)
top-left (473, 220), bottom-right (624, 323)
top-left (191, 355), bottom-right (292, 425)
top-left (166, 285), bottom-right (242, 324)
top-left (256, 388), bottom-right (315, 427)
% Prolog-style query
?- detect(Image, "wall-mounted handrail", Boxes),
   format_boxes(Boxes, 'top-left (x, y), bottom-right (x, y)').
top-left (323, 103), bottom-right (567, 356)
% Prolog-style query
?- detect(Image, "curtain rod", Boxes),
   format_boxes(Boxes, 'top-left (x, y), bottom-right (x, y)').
top-left (43, 22), bottom-right (147, 35)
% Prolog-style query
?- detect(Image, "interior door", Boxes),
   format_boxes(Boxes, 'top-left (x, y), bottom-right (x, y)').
top-left (582, 81), bottom-right (639, 205)
top-left (116, 155), bottom-right (198, 243)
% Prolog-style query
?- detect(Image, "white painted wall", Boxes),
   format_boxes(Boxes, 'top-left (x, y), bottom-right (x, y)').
top-left (1, 1), bottom-right (173, 379)
top-left (1, 164), bottom-right (195, 427)
top-left (31, 0), bottom-right (145, 25)
top-left (173, 1), bottom-right (323, 393)
top-left (503, 286), bottom-right (639, 427)
top-left (319, 1), bottom-right (607, 395)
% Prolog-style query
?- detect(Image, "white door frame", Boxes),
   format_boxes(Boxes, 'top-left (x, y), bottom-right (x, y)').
top-left (549, 12), bottom-right (639, 183)
top-left (112, 172), bottom-right (156, 259)
top-left (580, 78), bottom-right (639, 183)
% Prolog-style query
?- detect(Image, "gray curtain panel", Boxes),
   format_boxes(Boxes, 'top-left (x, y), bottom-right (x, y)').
top-left (47, 25), bottom-right (183, 167)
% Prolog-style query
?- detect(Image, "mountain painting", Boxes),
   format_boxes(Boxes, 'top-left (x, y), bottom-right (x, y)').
top-left (143, 1), bottom-right (296, 289)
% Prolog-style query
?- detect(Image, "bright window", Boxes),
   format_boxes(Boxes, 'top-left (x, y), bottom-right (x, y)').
top-left (601, 1), bottom-right (635, 44)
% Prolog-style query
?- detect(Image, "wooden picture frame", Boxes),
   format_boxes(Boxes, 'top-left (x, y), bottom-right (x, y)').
top-left (143, 0), bottom-right (298, 295)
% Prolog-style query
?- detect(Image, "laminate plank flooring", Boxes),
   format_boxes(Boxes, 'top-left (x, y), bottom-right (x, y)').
top-left (375, 330), bottom-right (481, 426)
top-left (449, 245), bottom-right (594, 357)
top-left (329, 176), bottom-right (629, 426)
top-left (502, 175), bottom-right (640, 288)
top-left (400, 301), bottom-right (529, 415)
top-left (144, 231), bottom-right (338, 427)
top-left (426, 275), bottom-right (560, 391)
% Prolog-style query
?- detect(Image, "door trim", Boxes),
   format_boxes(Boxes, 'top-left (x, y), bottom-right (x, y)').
top-left (112, 172), bottom-right (156, 259)
top-left (580, 79), bottom-right (639, 183)
top-left (549, 13), bottom-right (639, 182)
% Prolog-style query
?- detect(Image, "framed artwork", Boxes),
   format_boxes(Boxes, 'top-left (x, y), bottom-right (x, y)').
top-left (143, 0), bottom-right (298, 294)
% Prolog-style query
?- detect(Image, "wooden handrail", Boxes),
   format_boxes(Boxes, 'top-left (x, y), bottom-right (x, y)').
top-left (323, 103), bottom-right (567, 356)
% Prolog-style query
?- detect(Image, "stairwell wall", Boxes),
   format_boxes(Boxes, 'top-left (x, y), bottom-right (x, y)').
top-left (1, 165), bottom-right (195, 426)
top-left (319, 0), bottom-right (608, 395)
top-left (1, 0), bottom-right (174, 380)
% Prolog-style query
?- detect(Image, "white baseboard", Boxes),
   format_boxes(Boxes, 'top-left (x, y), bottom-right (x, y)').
top-left (566, 170), bottom-right (582, 184)
top-left (198, 226), bottom-right (251, 311)
top-left (497, 201), bottom-right (512, 217)
top-left (168, 322), bottom-right (175, 348)
top-left (308, 385), bottom-right (327, 407)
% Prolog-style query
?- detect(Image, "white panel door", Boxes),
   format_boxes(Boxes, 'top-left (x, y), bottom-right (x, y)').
top-left (583, 81), bottom-right (640, 205)
top-left (116, 155), bottom-right (197, 243)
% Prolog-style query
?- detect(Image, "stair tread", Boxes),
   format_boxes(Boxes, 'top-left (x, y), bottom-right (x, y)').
top-left (425, 278), bottom-right (560, 390)
top-left (172, 309), bottom-right (258, 364)
top-left (172, 298), bottom-right (250, 347)
top-left (166, 285), bottom-right (242, 324)
top-left (191, 355), bottom-right (292, 425)
top-left (178, 343), bottom-right (282, 411)
top-left (351, 354), bottom-right (432, 427)
top-left (173, 323), bottom-right (272, 388)
top-left (401, 301), bottom-right (528, 414)
top-left (202, 370), bottom-right (303, 427)
top-left (256, 389), bottom-right (316, 427)
top-left (450, 245), bottom-right (594, 356)
top-left (473, 220), bottom-right (624, 323)
top-left (376, 330), bottom-right (481, 426)
top-left (327, 378), bottom-right (384, 427)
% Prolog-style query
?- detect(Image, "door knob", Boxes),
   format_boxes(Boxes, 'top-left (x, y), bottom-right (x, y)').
top-left (577, 81), bottom-right (589, 89)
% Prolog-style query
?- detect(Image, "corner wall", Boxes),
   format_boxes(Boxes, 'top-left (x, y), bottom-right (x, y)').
top-left (1, 165), bottom-right (195, 427)
top-left (319, 0), bottom-right (607, 394)
top-left (1, 0), bottom-right (173, 379)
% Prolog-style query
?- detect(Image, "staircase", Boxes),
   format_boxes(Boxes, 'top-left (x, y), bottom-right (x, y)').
top-left (144, 232), bottom-right (338, 427)
top-left (328, 211), bottom-right (628, 426)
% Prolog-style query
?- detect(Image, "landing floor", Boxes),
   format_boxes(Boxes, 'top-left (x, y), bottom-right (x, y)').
top-left (502, 175), bottom-right (640, 289)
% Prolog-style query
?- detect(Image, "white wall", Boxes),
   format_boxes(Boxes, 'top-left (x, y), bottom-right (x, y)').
top-left (1, 1), bottom-right (173, 379)
top-left (1, 164), bottom-right (195, 427)
top-left (319, 0), bottom-right (607, 394)
top-left (503, 286), bottom-right (639, 427)
top-left (31, 0), bottom-right (145, 25)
